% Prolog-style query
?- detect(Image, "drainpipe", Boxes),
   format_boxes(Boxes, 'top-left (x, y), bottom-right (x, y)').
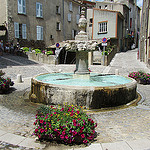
top-left (62, 0), bottom-right (65, 41)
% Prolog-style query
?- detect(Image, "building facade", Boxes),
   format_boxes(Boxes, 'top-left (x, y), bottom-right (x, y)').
top-left (91, 0), bottom-right (140, 50)
top-left (88, 8), bottom-right (124, 51)
top-left (139, 0), bottom-right (150, 65)
top-left (0, 0), bottom-right (81, 48)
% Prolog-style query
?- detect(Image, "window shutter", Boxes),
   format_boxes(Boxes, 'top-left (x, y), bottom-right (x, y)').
top-left (78, 6), bottom-right (80, 14)
top-left (22, 0), bottom-right (26, 14)
top-left (22, 24), bottom-right (26, 39)
top-left (14, 22), bottom-right (19, 38)
top-left (41, 26), bottom-right (43, 40)
top-left (18, 0), bottom-right (22, 13)
top-left (68, 13), bottom-right (71, 22)
top-left (37, 26), bottom-right (40, 40)
top-left (36, 3), bottom-right (39, 17)
top-left (72, 30), bottom-right (74, 39)
top-left (69, 2), bottom-right (72, 11)
top-left (40, 4), bottom-right (43, 17)
top-left (76, 14), bottom-right (80, 24)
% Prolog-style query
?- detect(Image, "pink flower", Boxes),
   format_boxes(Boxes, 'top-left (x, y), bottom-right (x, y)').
top-left (65, 135), bottom-right (69, 139)
top-left (81, 134), bottom-right (85, 138)
top-left (54, 112), bottom-right (56, 114)
top-left (62, 131), bottom-right (65, 135)
top-left (81, 126), bottom-right (84, 130)
top-left (54, 129), bottom-right (57, 132)
top-left (35, 129), bottom-right (38, 133)
top-left (73, 122), bottom-right (77, 126)
top-left (73, 131), bottom-right (77, 136)
top-left (83, 140), bottom-right (87, 143)
top-left (60, 108), bottom-right (64, 111)
top-left (60, 134), bottom-right (64, 139)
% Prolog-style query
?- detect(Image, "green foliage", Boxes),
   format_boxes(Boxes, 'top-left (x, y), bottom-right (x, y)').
top-left (22, 47), bottom-right (29, 52)
top-left (46, 51), bottom-right (54, 55)
top-left (34, 105), bottom-right (97, 144)
top-left (34, 49), bottom-right (42, 54)
top-left (102, 45), bottom-right (116, 56)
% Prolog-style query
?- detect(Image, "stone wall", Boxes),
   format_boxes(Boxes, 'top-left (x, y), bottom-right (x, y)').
top-left (26, 52), bottom-right (56, 65)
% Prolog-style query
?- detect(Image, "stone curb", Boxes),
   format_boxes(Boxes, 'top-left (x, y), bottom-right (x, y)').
top-left (0, 129), bottom-right (150, 150)
top-left (0, 129), bottom-right (46, 149)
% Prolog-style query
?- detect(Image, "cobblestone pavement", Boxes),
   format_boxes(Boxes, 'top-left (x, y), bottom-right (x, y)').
top-left (0, 50), bottom-right (150, 149)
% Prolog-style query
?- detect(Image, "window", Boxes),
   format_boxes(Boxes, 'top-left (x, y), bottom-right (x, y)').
top-left (89, 18), bottom-right (93, 27)
top-left (68, 13), bottom-right (71, 22)
top-left (130, 18), bottom-right (132, 28)
top-left (99, 6), bottom-right (101, 9)
top-left (78, 6), bottom-right (80, 14)
top-left (56, 6), bottom-right (60, 14)
top-left (36, 2), bottom-right (43, 18)
top-left (14, 22), bottom-right (19, 38)
top-left (22, 24), bottom-right (26, 39)
top-left (69, 2), bottom-right (72, 11)
top-left (56, 22), bottom-right (61, 31)
top-left (18, 0), bottom-right (26, 14)
top-left (98, 21), bottom-right (108, 34)
top-left (37, 26), bottom-right (43, 40)
top-left (72, 30), bottom-right (77, 39)
top-left (105, 5), bottom-right (107, 9)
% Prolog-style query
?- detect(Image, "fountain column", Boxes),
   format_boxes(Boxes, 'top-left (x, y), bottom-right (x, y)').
top-left (65, 7), bottom-right (98, 75)
top-left (74, 7), bottom-right (90, 75)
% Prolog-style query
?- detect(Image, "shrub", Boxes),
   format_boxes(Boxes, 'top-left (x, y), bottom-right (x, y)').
top-left (34, 49), bottom-right (42, 54)
top-left (128, 71), bottom-right (150, 84)
top-left (33, 105), bottom-right (97, 144)
top-left (22, 47), bottom-right (29, 52)
top-left (46, 51), bottom-right (54, 55)
top-left (0, 70), bottom-right (14, 92)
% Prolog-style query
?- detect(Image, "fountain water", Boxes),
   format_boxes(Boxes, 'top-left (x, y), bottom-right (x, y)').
top-left (29, 8), bottom-right (137, 109)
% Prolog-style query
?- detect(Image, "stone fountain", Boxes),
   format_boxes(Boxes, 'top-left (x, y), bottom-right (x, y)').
top-left (29, 8), bottom-right (137, 109)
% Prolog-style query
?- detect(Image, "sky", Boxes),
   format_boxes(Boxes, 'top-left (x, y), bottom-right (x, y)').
top-left (89, 0), bottom-right (143, 7)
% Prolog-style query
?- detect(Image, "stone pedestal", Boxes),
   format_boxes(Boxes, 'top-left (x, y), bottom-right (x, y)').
top-left (75, 51), bottom-right (89, 75)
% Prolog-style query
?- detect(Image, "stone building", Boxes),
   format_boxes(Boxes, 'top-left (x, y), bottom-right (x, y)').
top-left (139, 0), bottom-right (150, 65)
top-left (0, 0), bottom-right (81, 48)
top-left (89, 0), bottom-right (140, 50)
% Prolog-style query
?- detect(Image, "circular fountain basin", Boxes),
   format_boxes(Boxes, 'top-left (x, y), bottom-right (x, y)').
top-left (30, 73), bottom-right (137, 109)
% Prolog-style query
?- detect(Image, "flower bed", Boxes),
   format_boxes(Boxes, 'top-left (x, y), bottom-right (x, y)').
top-left (128, 71), bottom-right (150, 85)
top-left (33, 105), bottom-right (97, 144)
top-left (0, 70), bottom-right (14, 93)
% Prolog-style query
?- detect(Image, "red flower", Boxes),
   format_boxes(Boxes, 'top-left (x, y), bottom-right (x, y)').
top-left (81, 134), bottom-right (85, 138)
top-left (35, 129), bottom-right (38, 133)
top-left (81, 126), bottom-right (84, 130)
top-left (73, 131), bottom-right (77, 136)
top-left (73, 122), bottom-right (77, 126)
top-left (65, 135), bottom-right (69, 139)
top-left (77, 110), bottom-right (80, 114)
top-left (80, 129), bottom-right (83, 133)
top-left (40, 120), bottom-right (43, 123)
top-left (91, 120), bottom-right (94, 124)
top-left (62, 131), bottom-right (65, 135)
top-left (40, 128), bottom-right (44, 133)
